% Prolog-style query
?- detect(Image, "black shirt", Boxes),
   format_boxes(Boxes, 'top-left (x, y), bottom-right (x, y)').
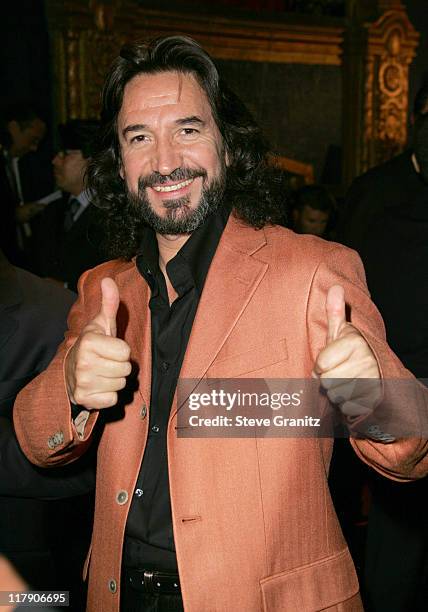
top-left (123, 208), bottom-right (230, 571)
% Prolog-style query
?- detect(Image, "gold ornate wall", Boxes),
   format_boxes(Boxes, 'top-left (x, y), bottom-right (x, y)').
top-left (45, 0), bottom-right (419, 186)
top-left (343, 0), bottom-right (419, 184)
top-left (46, 0), bottom-right (344, 121)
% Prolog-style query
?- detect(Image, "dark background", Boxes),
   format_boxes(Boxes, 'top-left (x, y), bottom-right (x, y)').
top-left (1, 2), bottom-right (53, 198)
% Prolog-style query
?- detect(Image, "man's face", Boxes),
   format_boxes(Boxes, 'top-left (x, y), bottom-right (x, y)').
top-left (293, 205), bottom-right (329, 237)
top-left (117, 71), bottom-right (227, 235)
top-left (52, 149), bottom-right (88, 196)
top-left (8, 118), bottom-right (46, 158)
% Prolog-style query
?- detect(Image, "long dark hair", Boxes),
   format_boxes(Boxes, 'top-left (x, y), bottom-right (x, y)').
top-left (88, 35), bottom-right (285, 259)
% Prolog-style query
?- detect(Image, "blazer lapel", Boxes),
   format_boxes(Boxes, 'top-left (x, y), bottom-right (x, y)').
top-left (115, 264), bottom-right (152, 406)
top-left (63, 204), bottom-right (91, 243)
top-left (176, 216), bottom-right (269, 412)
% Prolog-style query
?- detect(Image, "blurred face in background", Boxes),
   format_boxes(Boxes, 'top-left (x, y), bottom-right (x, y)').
top-left (8, 118), bottom-right (46, 158)
top-left (292, 204), bottom-right (329, 237)
top-left (52, 149), bottom-right (88, 196)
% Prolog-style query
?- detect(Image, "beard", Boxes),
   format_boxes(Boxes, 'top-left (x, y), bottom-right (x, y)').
top-left (126, 164), bottom-right (227, 235)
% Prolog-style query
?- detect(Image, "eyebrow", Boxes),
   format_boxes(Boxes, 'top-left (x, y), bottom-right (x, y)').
top-left (122, 124), bottom-right (148, 138)
top-left (175, 116), bottom-right (205, 127)
top-left (121, 116), bottom-right (205, 138)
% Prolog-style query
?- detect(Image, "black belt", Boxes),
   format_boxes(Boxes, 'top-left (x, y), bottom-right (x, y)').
top-left (125, 568), bottom-right (181, 595)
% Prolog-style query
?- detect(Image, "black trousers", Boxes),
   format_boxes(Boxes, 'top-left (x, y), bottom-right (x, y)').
top-left (364, 476), bottom-right (428, 612)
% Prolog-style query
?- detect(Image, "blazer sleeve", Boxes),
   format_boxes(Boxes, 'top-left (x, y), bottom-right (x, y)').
top-left (13, 269), bottom-right (103, 467)
top-left (306, 243), bottom-right (428, 481)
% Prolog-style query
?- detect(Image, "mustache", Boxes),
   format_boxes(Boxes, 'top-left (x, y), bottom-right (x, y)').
top-left (138, 167), bottom-right (207, 190)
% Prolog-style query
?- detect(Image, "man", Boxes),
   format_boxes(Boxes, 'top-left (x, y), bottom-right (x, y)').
top-left (31, 119), bottom-right (106, 291)
top-left (0, 104), bottom-right (46, 266)
top-left (337, 81), bottom-right (428, 250)
top-left (291, 184), bottom-right (336, 238)
top-left (14, 37), bottom-right (428, 612)
top-left (339, 81), bottom-right (428, 612)
top-left (0, 248), bottom-right (95, 609)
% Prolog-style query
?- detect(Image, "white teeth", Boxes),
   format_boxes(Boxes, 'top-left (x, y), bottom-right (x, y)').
top-left (153, 178), bottom-right (194, 192)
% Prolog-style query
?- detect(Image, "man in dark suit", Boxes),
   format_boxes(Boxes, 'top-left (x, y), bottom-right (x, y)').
top-left (0, 104), bottom-right (46, 267)
top-left (0, 248), bottom-right (95, 609)
top-left (338, 81), bottom-right (428, 612)
top-left (31, 120), bottom-right (106, 291)
top-left (338, 79), bottom-right (428, 250)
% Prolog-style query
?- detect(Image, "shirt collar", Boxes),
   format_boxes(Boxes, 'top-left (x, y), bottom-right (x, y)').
top-left (136, 206), bottom-right (230, 297)
top-left (73, 189), bottom-right (91, 210)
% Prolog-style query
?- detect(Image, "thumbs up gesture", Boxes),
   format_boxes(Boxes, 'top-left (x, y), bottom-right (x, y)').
top-left (65, 278), bottom-right (132, 409)
top-left (314, 285), bottom-right (381, 416)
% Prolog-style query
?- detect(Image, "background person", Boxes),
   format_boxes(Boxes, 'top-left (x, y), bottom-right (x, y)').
top-left (0, 248), bottom-right (95, 610)
top-left (337, 78), bottom-right (428, 612)
top-left (31, 119), bottom-right (107, 291)
top-left (0, 103), bottom-right (46, 266)
top-left (290, 184), bottom-right (337, 238)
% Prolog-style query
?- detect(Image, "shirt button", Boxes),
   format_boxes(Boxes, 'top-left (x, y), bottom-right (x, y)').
top-left (116, 490), bottom-right (128, 505)
top-left (140, 404), bottom-right (147, 420)
top-left (161, 361), bottom-right (169, 372)
top-left (151, 425), bottom-right (160, 433)
top-left (108, 579), bottom-right (117, 593)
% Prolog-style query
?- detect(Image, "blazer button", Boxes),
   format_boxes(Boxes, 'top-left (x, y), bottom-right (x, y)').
top-left (108, 579), bottom-right (117, 593)
top-left (116, 490), bottom-right (128, 505)
top-left (140, 404), bottom-right (147, 419)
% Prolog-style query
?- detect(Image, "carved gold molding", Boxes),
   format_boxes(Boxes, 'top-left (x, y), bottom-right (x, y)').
top-left (46, 1), bottom-right (344, 121)
top-left (89, 0), bottom-right (121, 32)
top-left (342, 0), bottom-right (419, 185)
top-left (134, 12), bottom-right (344, 66)
top-left (362, 7), bottom-right (419, 171)
top-left (274, 156), bottom-right (314, 185)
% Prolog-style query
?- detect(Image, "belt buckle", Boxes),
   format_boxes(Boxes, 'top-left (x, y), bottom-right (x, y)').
top-left (146, 570), bottom-right (180, 595)
top-left (143, 570), bottom-right (155, 594)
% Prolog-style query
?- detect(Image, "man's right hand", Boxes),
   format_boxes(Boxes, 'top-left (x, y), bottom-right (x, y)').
top-left (65, 278), bottom-right (132, 409)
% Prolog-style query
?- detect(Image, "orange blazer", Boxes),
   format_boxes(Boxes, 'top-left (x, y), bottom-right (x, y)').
top-left (14, 216), bottom-right (428, 612)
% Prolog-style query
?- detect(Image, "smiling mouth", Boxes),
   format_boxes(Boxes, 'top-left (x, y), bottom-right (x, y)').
top-left (152, 178), bottom-right (194, 193)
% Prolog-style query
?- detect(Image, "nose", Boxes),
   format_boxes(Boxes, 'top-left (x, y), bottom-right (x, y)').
top-left (152, 136), bottom-right (182, 176)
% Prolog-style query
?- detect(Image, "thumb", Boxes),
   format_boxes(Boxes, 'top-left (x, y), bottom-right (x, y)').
top-left (98, 277), bottom-right (120, 337)
top-left (326, 284), bottom-right (346, 343)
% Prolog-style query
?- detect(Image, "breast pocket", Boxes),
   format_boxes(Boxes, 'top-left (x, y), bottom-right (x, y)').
top-left (207, 338), bottom-right (288, 378)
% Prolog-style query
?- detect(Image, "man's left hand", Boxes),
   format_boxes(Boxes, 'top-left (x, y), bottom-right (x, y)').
top-left (314, 285), bottom-right (381, 416)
